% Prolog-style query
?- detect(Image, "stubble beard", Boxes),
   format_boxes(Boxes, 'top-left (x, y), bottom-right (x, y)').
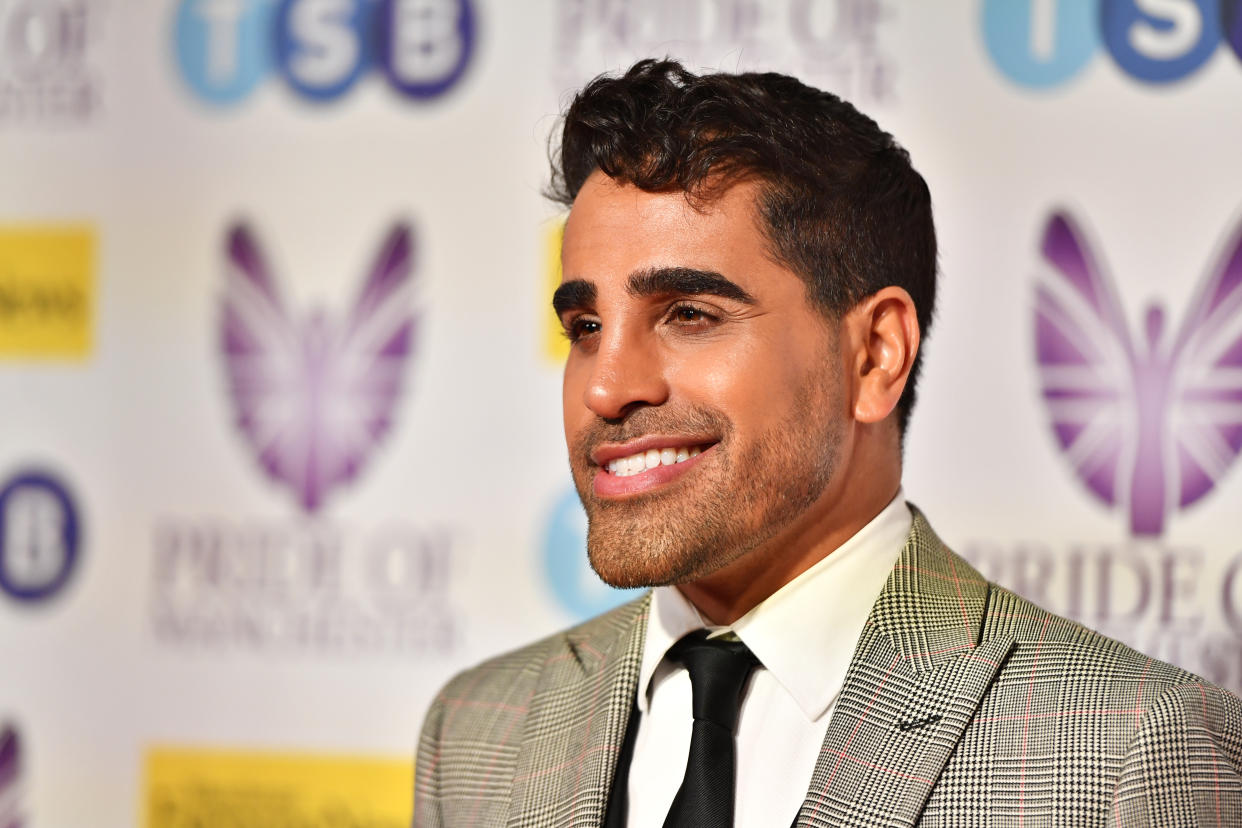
top-left (569, 370), bottom-right (843, 589)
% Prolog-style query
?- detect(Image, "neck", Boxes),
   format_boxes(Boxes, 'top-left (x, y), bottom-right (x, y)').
top-left (677, 442), bottom-right (901, 625)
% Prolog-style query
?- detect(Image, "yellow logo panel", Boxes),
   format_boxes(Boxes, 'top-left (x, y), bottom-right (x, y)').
top-left (144, 747), bottom-right (412, 828)
top-left (0, 226), bottom-right (95, 359)
top-left (543, 218), bottom-right (569, 362)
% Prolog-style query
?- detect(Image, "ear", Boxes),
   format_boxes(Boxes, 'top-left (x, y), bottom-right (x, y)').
top-left (844, 286), bottom-right (920, 425)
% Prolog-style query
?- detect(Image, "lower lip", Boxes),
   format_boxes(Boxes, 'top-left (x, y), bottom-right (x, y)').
top-left (592, 446), bottom-right (714, 498)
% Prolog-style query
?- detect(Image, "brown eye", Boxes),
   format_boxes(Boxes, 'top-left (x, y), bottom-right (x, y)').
top-left (566, 318), bottom-right (601, 342)
top-left (669, 304), bottom-right (716, 326)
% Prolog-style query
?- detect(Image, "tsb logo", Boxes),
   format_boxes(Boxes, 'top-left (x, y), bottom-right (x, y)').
top-left (173, 0), bottom-right (476, 105)
top-left (983, 0), bottom-right (1242, 88)
top-left (0, 469), bottom-right (81, 604)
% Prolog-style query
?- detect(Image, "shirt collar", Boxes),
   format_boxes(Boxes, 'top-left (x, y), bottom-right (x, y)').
top-left (638, 493), bottom-right (912, 721)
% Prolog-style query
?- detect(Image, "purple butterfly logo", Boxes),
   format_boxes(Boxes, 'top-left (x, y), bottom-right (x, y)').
top-left (1035, 210), bottom-right (1242, 536)
top-left (220, 222), bottom-right (417, 513)
top-left (0, 724), bottom-right (21, 828)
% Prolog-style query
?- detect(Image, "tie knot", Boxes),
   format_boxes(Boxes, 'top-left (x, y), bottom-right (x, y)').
top-left (668, 630), bottom-right (759, 731)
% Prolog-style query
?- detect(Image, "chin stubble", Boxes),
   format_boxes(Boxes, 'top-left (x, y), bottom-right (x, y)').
top-left (573, 378), bottom-right (842, 589)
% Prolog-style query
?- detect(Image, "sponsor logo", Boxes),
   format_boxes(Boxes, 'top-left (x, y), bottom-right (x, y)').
top-left (144, 747), bottom-right (411, 828)
top-left (221, 221), bottom-right (416, 514)
top-left (173, 0), bottom-right (477, 107)
top-left (0, 469), bottom-right (81, 605)
top-left (0, 0), bottom-right (104, 124)
top-left (1034, 209), bottom-right (1242, 536)
top-left (0, 226), bottom-right (94, 360)
top-left (150, 515), bottom-right (459, 654)
top-left (150, 219), bottom-right (461, 657)
top-left (542, 484), bottom-right (643, 620)
top-left (1011, 208), bottom-right (1242, 694)
top-left (551, 0), bottom-right (897, 106)
top-left (983, 0), bottom-right (1242, 89)
top-left (0, 723), bottom-right (22, 828)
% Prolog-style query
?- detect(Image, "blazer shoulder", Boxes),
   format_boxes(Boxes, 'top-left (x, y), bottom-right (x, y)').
top-left (983, 582), bottom-right (1242, 707)
top-left (415, 630), bottom-right (574, 826)
top-left (927, 580), bottom-right (1242, 824)
top-left (426, 592), bottom-right (650, 717)
top-left (1112, 655), bottom-right (1242, 821)
top-left (414, 594), bottom-right (649, 825)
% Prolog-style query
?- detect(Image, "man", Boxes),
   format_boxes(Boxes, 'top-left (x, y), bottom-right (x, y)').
top-left (415, 60), bottom-right (1242, 826)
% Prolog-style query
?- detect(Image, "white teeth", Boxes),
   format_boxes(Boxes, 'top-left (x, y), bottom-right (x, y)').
top-left (605, 445), bottom-right (706, 477)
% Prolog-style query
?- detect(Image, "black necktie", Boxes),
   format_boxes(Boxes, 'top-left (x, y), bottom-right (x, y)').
top-left (663, 630), bottom-right (759, 828)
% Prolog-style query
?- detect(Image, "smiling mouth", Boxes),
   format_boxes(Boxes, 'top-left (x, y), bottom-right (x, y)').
top-left (604, 445), bottom-right (706, 477)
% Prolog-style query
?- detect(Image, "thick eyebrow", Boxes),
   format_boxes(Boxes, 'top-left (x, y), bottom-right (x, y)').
top-left (627, 267), bottom-right (755, 304)
top-left (552, 279), bottom-right (597, 317)
top-left (551, 266), bottom-right (755, 318)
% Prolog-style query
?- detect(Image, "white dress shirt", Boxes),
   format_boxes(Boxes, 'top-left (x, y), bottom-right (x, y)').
top-left (625, 494), bottom-right (912, 827)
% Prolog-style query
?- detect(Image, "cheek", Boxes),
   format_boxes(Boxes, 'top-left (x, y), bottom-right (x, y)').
top-left (561, 369), bottom-right (578, 431)
top-left (669, 333), bottom-right (819, 426)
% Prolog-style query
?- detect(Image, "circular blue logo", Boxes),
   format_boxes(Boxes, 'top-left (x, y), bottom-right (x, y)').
top-left (275, 0), bottom-right (371, 101)
top-left (0, 471), bottom-right (81, 604)
top-left (174, 0), bottom-right (273, 105)
top-left (542, 486), bottom-right (643, 621)
top-left (378, 0), bottom-right (475, 100)
top-left (982, 0), bottom-right (1100, 89)
top-left (1101, 0), bottom-right (1221, 83)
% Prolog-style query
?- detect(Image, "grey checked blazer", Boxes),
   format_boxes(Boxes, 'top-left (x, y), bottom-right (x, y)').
top-left (415, 510), bottom-right (1242, 826)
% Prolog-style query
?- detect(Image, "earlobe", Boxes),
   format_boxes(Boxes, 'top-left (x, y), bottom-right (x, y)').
top-left (851, 287), bottom-right (920, 424)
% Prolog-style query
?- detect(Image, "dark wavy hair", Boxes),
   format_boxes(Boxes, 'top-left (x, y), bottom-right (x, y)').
top-left (548, 59), bottom-right (937, 435)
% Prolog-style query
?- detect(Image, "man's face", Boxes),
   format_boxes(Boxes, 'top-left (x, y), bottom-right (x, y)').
top-left (555, 172), bottom-right (851, 589)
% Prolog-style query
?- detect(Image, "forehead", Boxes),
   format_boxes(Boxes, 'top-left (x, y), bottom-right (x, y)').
top-left (560, 173), bottom-right (771, 286)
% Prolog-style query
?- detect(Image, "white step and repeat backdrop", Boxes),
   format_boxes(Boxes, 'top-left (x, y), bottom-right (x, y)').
top-left (2, 0), bottom-right (1242, 825)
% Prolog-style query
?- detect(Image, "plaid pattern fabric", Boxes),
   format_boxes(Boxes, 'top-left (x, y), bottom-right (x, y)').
top-left (414, 509), bottom-right (1242, 826)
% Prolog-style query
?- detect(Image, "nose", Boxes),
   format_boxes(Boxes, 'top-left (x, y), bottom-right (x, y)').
top-left (582, 327), bottom-right (670, 420)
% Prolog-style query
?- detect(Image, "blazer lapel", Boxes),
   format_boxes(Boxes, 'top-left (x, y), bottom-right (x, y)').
top-left (506, 594), bottom-right (649, 828)
top-left (795, 509), bottom-right (1015, 828)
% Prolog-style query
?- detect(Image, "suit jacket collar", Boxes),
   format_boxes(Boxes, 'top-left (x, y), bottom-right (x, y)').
top-left (795, 507), bottom-right (1015, 827)
top-left (868, 506), bottom-right (993, 673)
top-left (506, 593), bottom-right (650, 828)
top-left (507, 506), bottom-right (1012, 827)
